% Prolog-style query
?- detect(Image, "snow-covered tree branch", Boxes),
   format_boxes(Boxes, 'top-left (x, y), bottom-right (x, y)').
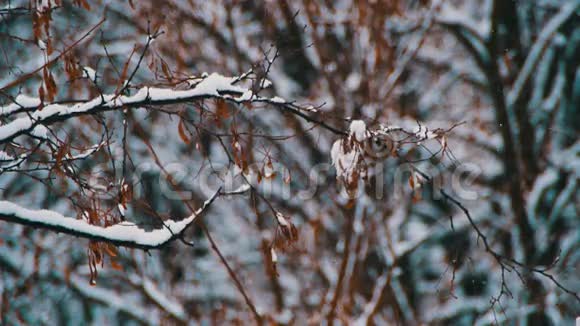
top-left (1, 1), bottom-right (578, 324)
top-left (0, 188), bottom-right (220, 250)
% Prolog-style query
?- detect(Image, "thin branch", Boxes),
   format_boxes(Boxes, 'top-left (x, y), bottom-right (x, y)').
top-left (201, 223), bottom-right (263, 324)
top-left (439, 189), bottom-right (579, 303)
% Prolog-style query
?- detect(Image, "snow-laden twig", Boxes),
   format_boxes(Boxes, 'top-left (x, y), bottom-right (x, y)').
top-left (0, 141), bottom-right (104, 172)
top-left (0, 189), bottom-right (221, 249)
top-left (0, 72), bottom-right (342, 145)
top-left (0, 94), bottom-right (41, 117)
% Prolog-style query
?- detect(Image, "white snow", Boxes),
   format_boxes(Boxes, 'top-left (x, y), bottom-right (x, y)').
top-left (413, 125), bottom-right (438, 140)
top-left (37, 39), bottom-right (47, 50)
top-left (261, 79), bottom-right (272, 88)
top-left (349, 120), bottom-right (368, 142)
top-left (31, 124), bottom-right (49, 138)
top-left (0, 189), bottom-right (220, 248)
top-left (0, 94), bottom-right (41, 117)
top-left (186, 76), bottom-right (204, 87)
top-left (269, 96), bottom-right (286, 104)
top-left (117, 203), bottom-right (126, 218)
top-left (38, 0), bottom-right (58, 12)
top-left (233, 183), bottom-right (251, 193)
top-left (83, 66), bottom-right (97, 82)
top-left (330, 120), bottom-right (372, 183)
top-left (238, 90), bottom-right (253, 101)
top-left (69, 142), bottom-right (104, 160)
top-left (0, 73), bottom-right (299, 144)
top-left (345, 72), bottom-right (361, 91)
top-left (1, 141), bottom-right (103, 171)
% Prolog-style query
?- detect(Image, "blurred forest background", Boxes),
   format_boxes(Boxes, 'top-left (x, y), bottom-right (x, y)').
top-left (0, 0), bottom-right (579, 325)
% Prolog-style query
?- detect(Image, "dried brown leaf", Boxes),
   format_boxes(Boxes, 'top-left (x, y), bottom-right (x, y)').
top-left (178, 119), bottom-right (192, 144)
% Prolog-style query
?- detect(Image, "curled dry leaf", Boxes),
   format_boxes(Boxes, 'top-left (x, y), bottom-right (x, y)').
top-left (409, 171), bottom-right (425, 203)
top-left (331, 120), bottom-right (371, 194)
top-left (110, 260), bottom-right (123, 271)
top-left (177, 118), bottom-right (192, 144)
top-left (263, 159), bottom-right (276, 179)
top-left (283, 169), bottom-right (291, 184)
top-left (232, 139), bottom-right (248, 173)
top-left (104, 243), bottom-right (118, 258)
top-left (276, 212), bottom-right (298, 243)
top-left (214, 99), bottom-right (229, 126)
top-left (160, 60), bottom-right (173, 82)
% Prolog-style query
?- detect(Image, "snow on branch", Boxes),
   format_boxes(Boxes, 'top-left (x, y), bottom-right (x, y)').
top-left (507, 2), bottom-right (579, 107)
top-left (0, 189), bottom-right (221, 250)
top-left (0, 94), bottom-right (41, 117)
top-left (0, 141), bottom-right (104, 172)
top-left (331, 119), bottom-right (458, 192)
top-left (0, 72), bottom-right (338, 144)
